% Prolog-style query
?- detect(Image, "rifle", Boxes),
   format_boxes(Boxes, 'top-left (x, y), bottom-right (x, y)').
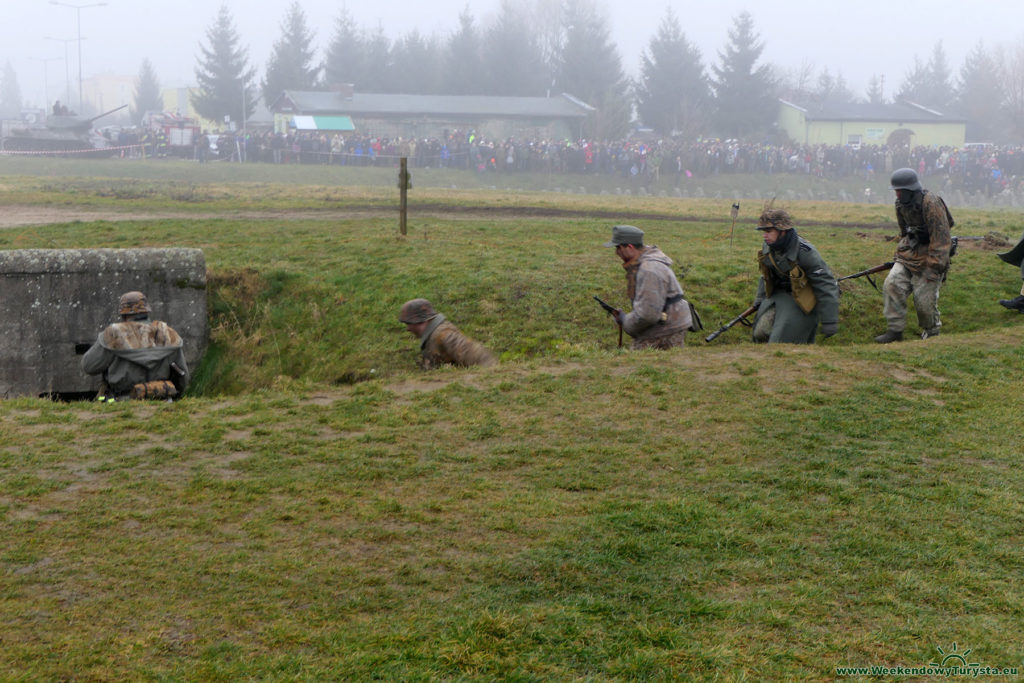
top-left (593, 295), bottom-right (623, 348)
top-left (704, 303), bottom-right (758, 343)
top-left (836, 262), bottom-right (894, 291)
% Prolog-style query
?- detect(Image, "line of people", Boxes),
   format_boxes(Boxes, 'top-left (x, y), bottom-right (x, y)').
top-left (399, 167), bottom-right (980, 369)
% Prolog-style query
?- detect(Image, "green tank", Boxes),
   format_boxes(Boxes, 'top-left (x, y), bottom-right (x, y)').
top-left (1, 104), bottom-right (127, 155)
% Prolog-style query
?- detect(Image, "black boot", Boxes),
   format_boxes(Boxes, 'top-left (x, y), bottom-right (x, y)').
top-left (874, 330), bottom-right (903, 344)
top-left (998, 295), bottom-right (1024, 312)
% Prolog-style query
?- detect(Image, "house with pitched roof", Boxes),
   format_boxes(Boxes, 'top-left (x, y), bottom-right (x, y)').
top-left (268, 86), bottom-right (594, 141)
top-left (778, 99), bottom-right (966, 148)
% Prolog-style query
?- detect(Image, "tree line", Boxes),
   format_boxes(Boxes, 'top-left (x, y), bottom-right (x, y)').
top-left (3, 0), bottom-right (1023, 144)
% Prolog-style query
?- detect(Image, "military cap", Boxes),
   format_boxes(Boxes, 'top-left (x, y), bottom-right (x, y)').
top-left (756, 208), bottom-right (794, 231)
top-left (603, 225), bottom-right (645, 247)
top-left (118, 291), bottom-right (151, 316)
top-left (398, 298), bottom-right (439, 324)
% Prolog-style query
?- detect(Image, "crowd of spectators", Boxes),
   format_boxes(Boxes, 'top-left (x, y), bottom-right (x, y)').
top-left (117, 126), bottom-right (1024, 197)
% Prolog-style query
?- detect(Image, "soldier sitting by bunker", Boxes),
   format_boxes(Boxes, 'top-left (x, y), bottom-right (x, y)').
top-left (82, 291), bottom-right (189, 401)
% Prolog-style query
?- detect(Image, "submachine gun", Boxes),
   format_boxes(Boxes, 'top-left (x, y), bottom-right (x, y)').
top-left (593, 295), bottom-right (623, 348)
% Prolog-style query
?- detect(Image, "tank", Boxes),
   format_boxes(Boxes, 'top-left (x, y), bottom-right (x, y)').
top-left (1, 104), bottom-right (127, 155)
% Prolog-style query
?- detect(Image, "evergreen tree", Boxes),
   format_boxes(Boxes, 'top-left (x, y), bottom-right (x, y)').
top-left (896, 56), bottom-right (929, 103)
top-left (555, 0), bottom-right (630, 139)
top-left (444, 7), bottom-right (485, 95)
top-left (634, 8), bottom-right (710, 138)
top-left (956, 41), bottom-right (1004, 142)
top-left (0, 61), bottom-right (22, 118)
top-left (897, 42), bottom-right (953, 110)
top-left (481, 0), bottom-right (548, 96)
top-left (130, 58), bottom-right (163, 125)
top-left (710, 11), bottom-right (777, 139)
top-left (1001, 41), bottom-right (1024, 141)
top-left (191, 5), bottom-right (256, 125)
top-left (262, 1), bottom-right (319, 103)
top-left (865, 74), bottom-right (885, 104)
top-left (814, 68), bottom-right (855, 105)
top-left (361, 25), bottom-right (393, 91)
top-left (323, 7), bottom-right (364, 88)
top-left (390, 29), bottom-right (443, 94)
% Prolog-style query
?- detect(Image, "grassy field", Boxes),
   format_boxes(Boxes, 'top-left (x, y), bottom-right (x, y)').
top-left (1, 158), bottom-right (1024, 680)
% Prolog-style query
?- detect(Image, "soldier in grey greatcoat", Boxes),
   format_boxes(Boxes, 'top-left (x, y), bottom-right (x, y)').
top-left (82, 291), bottom-right (189, 400)
top-left (997, 230), bottom-right (1024, 313)
top-left (603, 224), bottom-right (692, 349)
top-left (751, 207), bottom-right (840, 344)
top-left (399, 298), bottom-right (496, 369)
top-left (875, 168), bottom-right (954, 342)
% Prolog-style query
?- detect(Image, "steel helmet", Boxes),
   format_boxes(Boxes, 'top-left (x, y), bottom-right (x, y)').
top-left (398, 298), bottom-right (438, 324)
top-left (756, 207), bottom-right (794, 231)
top-left (118, 291), bottom-right (151, 316)
top-left (890, 168), bottom-right (922, 192)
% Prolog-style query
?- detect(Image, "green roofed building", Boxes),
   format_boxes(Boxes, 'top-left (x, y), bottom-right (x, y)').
top-left (269, 86), bottom-right (594, 140)
top-left (778, 99), bottom-right (966, 148)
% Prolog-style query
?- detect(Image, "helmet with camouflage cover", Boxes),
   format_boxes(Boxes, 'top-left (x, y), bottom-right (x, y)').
top-left (398, 298), bottom-right (439, 324)
top-left (756, 204), bottom-right (793, 231)
top-left (118, 291), bottom-right (151, 317)
top-left (890, 168), bottom-right (922, 192)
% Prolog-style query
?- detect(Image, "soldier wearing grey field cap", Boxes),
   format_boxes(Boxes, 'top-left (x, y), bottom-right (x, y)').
top-left (602, 225), bottom-right (692, 349)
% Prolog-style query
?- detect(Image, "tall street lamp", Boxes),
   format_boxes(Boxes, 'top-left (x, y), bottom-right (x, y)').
top-left (49, 1), bottom-right (107, 113)
top-left (44, 36), bottom-right (78, 108)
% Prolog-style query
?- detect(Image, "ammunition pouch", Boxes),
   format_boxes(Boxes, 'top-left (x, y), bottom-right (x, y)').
top-left (789, 265), bottom-right (816, 314)
top-left (129, 380), bottom-right (179, 400)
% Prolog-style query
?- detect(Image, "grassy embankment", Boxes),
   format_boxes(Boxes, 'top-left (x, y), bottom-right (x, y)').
top-left (1, 159), bottom-right (1023, 680)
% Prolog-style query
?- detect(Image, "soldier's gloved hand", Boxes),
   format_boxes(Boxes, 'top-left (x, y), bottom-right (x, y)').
top-left (821, 321), bottom-right (839, 337)
top-left (612, 309), bottom-right (623, 325)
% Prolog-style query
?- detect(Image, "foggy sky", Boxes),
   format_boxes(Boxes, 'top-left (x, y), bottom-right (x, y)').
top-left (4, 0), bottom-right (1024, 110)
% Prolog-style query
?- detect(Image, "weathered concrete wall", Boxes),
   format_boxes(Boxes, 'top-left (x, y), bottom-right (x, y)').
top-left (0, 248), bottom-right (207, 397)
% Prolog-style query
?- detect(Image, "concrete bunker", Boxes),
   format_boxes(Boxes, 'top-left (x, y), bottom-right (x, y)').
top-left (0, 248), bottom-right (208, 398)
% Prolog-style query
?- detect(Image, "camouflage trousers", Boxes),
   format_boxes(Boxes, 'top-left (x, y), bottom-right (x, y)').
top-left (632, 330), bottom-right (686, 350)
top-left (882, 262), bottom-right (942, 335)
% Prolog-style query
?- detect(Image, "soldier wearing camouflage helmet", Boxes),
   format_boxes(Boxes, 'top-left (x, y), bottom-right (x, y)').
top-left (399, 298), bottom-right (495, 369)
top-left (603, 224), bottom-right (693, 349)
top-left (751, 205), bottom-right (840, 344)
top-left (874, 168), bottom-right (954, 343)
top-left (82, 291), bottom-right (189, 400)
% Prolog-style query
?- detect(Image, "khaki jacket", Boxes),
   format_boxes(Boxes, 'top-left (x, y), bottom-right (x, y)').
top-left (621, 246), bottom-right (692, 345)
top-left (419, 316), bottom-right (495, 369)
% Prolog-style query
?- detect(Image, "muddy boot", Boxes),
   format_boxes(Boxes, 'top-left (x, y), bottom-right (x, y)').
top-left (874, 329), bottom-right (903, 344)
top-left (998, 295), bottom-right (1024, 312)
top-left (921, 328), bottom-right (940, 340)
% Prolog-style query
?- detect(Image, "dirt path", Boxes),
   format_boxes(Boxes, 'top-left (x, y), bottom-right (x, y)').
top-left (0, 203), bottom-right (900, 231)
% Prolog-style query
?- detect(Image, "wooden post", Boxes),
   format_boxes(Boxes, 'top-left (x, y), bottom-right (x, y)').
top-left (399, 157), bottom-right (409, 236)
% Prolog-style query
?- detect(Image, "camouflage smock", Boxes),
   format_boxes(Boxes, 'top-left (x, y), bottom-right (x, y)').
top-left (418, 315), bottom-right (495, 369)
top-left (621, 245), bottom-right (692, 349)
top-left (894, 190), bottom-right (952, 276)
top-left (753, 232), bottom-right (839, 344)
top-left (81, 320), bottom-right (189, 395)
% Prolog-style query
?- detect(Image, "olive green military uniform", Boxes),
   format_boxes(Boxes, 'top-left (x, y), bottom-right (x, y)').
top-left (753, 230), bottom-right (840, 344)
top-left (417, 315), bottom-right (495, 369)
top-left (882, 190), bottom-right (952, 336)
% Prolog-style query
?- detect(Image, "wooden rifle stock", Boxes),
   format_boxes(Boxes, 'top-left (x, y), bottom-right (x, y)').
top-left (704, 304), bottom-right (758, 343)
top-left (836, 261), bottom-right (894, 291)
